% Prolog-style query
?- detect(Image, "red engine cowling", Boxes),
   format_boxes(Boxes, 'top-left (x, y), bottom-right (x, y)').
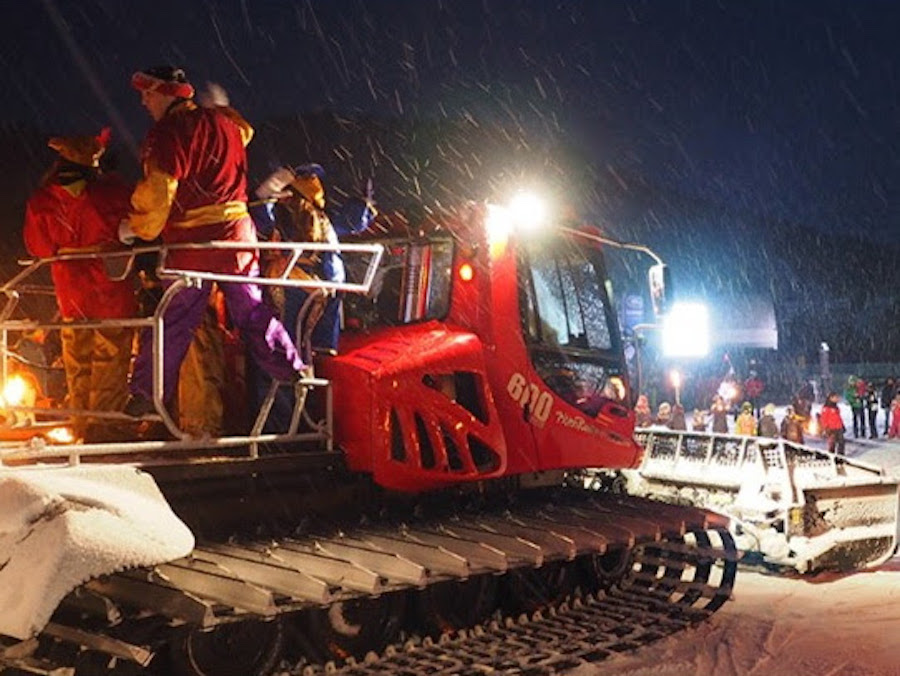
top-left (318, 322), bottom-right (508, 492)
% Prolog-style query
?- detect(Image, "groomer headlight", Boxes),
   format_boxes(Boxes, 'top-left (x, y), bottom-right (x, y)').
top-left (486, 191), bottom-right (550, 249)
top-left (507, 191), bottom-right (547, 234)
top-left (486, 203), bottom-right (513, 247)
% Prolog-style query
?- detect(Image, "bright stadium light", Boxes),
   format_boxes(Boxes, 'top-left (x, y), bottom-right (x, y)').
top-left (662, 301), bottom-right (710, 357)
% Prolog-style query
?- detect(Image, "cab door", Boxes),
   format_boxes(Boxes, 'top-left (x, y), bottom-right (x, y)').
top-left (513, 236), bottom-right (641, 471)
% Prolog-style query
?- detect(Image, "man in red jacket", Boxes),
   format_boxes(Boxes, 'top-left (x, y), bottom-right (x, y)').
top-left (24, 129), bottom-right (136, 438)
top-left (119, 66), bottom-right (304, 417)
top-left (743, 371), bottom-right (765, 418)
top-left (819, 391), bottom-right (845, 455)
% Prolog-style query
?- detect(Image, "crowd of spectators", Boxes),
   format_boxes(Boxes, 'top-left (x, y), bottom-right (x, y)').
top-left (635, 366), bottom-right (900, 457)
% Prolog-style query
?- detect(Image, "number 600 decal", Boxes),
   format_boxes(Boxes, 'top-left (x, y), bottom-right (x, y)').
top-left (507, 373), bottom-right (553, 426)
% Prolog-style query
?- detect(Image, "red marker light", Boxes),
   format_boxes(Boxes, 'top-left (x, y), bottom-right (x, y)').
top-left (458, 263), bottom-right (474, 282)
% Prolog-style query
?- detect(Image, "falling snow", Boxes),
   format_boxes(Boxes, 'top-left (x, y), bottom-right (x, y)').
top-left (0, 2), bottom-right (899, 672)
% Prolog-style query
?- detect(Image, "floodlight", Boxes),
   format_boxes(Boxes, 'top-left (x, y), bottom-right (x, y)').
top-left (662, 301), bottom-right (710, 357)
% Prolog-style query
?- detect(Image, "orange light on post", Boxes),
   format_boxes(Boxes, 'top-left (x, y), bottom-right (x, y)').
top-left (807, 417), bottom-right (819, 437)
top-left (1, 373), bottom-right (38, 426)
top-left (3, 374), bottom-right (30, 407)
top-left (718, 380), bottom-right (737, 405)
top-left (458, 262), bottom-right (474, 282)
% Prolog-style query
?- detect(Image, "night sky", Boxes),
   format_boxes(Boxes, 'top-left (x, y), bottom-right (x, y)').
top-left (2, 0), bottom-right (900, 242)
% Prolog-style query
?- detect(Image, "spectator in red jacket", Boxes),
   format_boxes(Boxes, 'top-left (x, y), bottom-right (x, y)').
top-left (23, 129), bottom-right (136, 440)
top-left (744, 371), bottom-right (765, 418)
top-left (819, 391), bottom-right (845, 455)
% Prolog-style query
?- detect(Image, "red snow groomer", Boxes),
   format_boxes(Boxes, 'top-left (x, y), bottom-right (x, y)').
top-left (0, 197), bottom-right (737, 676)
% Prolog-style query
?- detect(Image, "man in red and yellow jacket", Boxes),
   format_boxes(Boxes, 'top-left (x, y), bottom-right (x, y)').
top-left (23, 129), bottom-right (136, 435)
top-left (120, 66), bottom-right (304, 416)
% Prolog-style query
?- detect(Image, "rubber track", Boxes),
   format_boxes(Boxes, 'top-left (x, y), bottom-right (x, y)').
top-left (297, 530), bottom-right (737, 675)
top-left (0, 493), bottom-right (737, 675)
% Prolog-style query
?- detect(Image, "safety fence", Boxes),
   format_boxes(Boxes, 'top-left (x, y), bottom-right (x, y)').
top-left (0, 241), bottom-right (383, 463)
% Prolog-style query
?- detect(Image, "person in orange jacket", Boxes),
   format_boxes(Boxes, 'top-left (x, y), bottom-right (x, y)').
top-left (23, 129), bottom-right (136, 439)
top-left (735, 401), bottom-right (757, 436)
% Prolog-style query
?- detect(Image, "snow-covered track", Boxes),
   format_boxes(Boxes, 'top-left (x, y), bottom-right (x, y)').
top-left (0, 492), bottom-right (738, 675)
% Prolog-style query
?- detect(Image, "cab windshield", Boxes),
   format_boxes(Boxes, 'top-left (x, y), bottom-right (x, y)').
top-left (518, 235), bottom-right (627, 416)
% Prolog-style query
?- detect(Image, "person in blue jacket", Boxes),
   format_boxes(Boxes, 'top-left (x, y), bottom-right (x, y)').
top-left (251, 164), bottom-right (376, 356)
top-left (249, 165), bottom-right (376, 431)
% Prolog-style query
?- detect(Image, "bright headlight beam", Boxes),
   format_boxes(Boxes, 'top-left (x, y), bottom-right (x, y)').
top-left (662, 301), bottom-right (710, 357)
top-left (508, 192), bottom-right (546, 232)
top-left (485, 204), bottom-right (513, 256)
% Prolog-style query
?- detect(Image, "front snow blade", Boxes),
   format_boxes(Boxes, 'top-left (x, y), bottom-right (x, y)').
top-left (618, 429), bottom-right (899, 572)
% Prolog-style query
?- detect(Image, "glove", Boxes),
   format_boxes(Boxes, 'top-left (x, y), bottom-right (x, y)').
top-left (255, 166), bottom-right (295, 200)
top-left (118, 219), bottom-right (136, 245)
top-left (333, 197), bottom-right (378, 236)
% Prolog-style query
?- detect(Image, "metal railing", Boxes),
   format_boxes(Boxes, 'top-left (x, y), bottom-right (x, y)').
top-left (0, 240), bottom-right (383, 464)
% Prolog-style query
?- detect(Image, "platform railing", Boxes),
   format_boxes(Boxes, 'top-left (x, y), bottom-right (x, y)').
top-left (0, 240), bottom-right (383, 464)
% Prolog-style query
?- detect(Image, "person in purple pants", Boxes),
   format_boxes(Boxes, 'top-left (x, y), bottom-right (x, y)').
top-left (119, 66), bottom-right (303, 418)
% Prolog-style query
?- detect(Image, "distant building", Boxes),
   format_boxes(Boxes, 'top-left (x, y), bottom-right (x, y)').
top-left (710, 294), bottom-right (778, 350)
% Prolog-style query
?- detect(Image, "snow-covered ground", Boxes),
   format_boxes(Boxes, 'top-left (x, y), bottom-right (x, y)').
top-left (573, 562), bottom-right (900, 675)
top-left (576, 402), bottom-right (900, 675)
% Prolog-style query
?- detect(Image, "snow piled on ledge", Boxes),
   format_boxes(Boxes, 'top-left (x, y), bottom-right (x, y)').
top-left (0, 464), bottom-right (194, 640)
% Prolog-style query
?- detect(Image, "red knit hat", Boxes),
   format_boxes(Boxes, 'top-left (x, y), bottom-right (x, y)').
top-left (131, 66), bottom-right (195, 99)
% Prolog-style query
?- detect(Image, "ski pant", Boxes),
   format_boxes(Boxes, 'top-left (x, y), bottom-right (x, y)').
top-left (867, 407), bottom-right (878, 438)
top-left (61, 324), bottom-right (133, 427)
top-left (826, 428), bottom-right (845, 455)
top-left (851, 406), bottom-right (866, 438)
top-left (130, 278), bottom-right (303, 404)
top-left (252, 286), bottom-right (340, 434)
top-left (176, 309), bottom-right (225, 436)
